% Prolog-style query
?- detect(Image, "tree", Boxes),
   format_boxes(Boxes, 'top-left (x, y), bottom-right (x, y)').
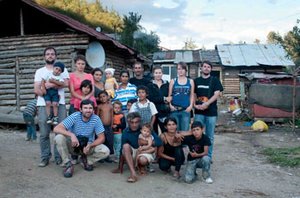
top-left (254, 38), bottom-right (260, 44)
top-left (134, 31), bottom-right (160, 55)
top-left (182, 38), bottom-right (198, 50)
top-left (120, 12), bottom-right (142, 47)
top-left (35, 0), bottom-right (123, 32)
top-left (266, 20), bottom-right (300, 72)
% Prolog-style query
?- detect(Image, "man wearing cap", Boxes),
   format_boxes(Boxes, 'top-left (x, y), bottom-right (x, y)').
top-left (34, 47), bottom-right (70, 167)
top-left (193, 61), bottom-right (223, 161)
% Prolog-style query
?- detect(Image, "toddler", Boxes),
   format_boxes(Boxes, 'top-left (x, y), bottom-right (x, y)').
top-left (104, 68), bottom-right (119, 98)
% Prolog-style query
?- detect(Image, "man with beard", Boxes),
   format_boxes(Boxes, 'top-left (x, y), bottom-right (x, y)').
top-left (54, 99), bottom-right (110, 178)
top-left (34, 47), bottom-right (69, 167)
top-left (193, 61), bottom-right (223, 161)
top-left (129, 61), bottom-right (150, 87)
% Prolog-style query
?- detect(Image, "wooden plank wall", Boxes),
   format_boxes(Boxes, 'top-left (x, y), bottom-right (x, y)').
top-left (222, 68), bottom-right (241, 97)
top-left (0, 33), bottom-right (89, 109)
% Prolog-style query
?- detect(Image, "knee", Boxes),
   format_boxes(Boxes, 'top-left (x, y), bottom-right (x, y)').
top-left (54, 134), bottom-right (66, 145)
top-left (138, 156), bottom-right (148, 166)
top-left (202, 156), bottom-right (211, 166)
top-left (122, 144), bottom-right (131, 153)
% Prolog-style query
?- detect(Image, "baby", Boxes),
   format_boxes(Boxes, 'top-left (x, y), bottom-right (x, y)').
top-left (136, 123), bottom-right (155, 175)
top-left (104, 68), bottom-right (119, 98)
top-left (42, 61), bottom-right (65, 125)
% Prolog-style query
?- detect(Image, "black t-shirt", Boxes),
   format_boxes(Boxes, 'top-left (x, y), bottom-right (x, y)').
top-left (129, 77), bottom-right (150, 88)
top-left (194, 76), bottom-right (223, 116)
top-left (182, 135), bottom-right (211, 161)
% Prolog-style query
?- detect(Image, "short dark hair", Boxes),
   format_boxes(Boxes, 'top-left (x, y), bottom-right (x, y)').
top-left (201, 60), bottom-right (213, 68)
top-left (136, 85), bottom-right (149, 95)
top-left (133, 61), bottom-right (143, 69)
top-left (127, 98), bottom-right (137, 104)
top-left (191, 121), bottom-right (204, 129)
top-left (113, 100), bottom-right (122, 107)
top-left (80, 79), bottom-right (93, 93)
top-left (177, 62), bottom-right (188, 71)
top-left (91, 68), bottom-right (103, 75)
top-left (43, 46), bottom-right (57, 56)
top-left (80, 99), bottom-right (94, 109)
top-left (98, 90), bottom-right (109, 97)
top-left (127, 112), bottom-right (141, 121)
top-left (164, 117), bottom-right (177, 126)
top-left (74, 54), bottom-right (86, 63)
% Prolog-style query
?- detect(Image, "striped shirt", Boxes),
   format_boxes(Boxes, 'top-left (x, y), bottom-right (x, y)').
top-left (62, 112), bottom-right (104, 143)
top-left (23, 99), bottom-right (37, 116)
top-left (112, 83), bottom-right (137, 111)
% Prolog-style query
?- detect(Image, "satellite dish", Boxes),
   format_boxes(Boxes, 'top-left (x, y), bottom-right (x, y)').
top-left (85, 41), bottom-right (105, 68)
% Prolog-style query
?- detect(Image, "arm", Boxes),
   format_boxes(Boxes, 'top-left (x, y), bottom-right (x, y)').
top-left (158, 145), bottom-right (175, 162)
top-left (49, 78), bottom-right (64, 86)
top-left (150, 115), bottom-right (156, 128)
top-left (69, 79), bottom-right (83, 100)
top-left (83, 133), bottom-right (105, 155)
top-left (139, 138), bottom-right (153, 151)
top-left (41, 80), bottom-right (47, 95)
top-left (114, 78), bottom-right (119, 90)
top-left (199, 90), bottom-right (221, 111)
top-left (185, 79), bottom-right (194, 112)
top-left (190, 145), bottom-right (209, 158)
top-left (34, 81), bottom-right (44, 97)
top-left (166, 79), bottom-right (174, 103)
top-left (53, 123), bottom-right (79, 147)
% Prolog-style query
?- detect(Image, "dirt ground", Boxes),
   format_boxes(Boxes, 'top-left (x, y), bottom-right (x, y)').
top-left (1, 115), bottom-right (300, 198)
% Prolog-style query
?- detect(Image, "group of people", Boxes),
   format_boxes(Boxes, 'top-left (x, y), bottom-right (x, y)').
top-left (24, 46), bottom-right (223, 184)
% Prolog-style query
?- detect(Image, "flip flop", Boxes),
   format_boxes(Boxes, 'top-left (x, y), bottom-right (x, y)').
top-left (127, 176), bottom-right (137, 183)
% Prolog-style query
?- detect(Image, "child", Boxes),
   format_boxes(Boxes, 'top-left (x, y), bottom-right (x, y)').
top-left (129, 85), bottom-right (158, 127)
top-left (42, 61), bottom-right (65, 125)
top-left (182, 121), bottom-right (213, 184)
top-left (136, 123), bottom-right (156, 175)
top-left (112, 101), bottom-right (126, 162)
top-left (73, 79), bottom-right (97, 111)
top-left (97, 90), bottom-right (114, 161)
top-left (104, 68), bottom-right (119, 98)
top-left (23, 98), bottom-right (37, 141)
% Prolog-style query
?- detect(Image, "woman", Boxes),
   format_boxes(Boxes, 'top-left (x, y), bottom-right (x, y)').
top-left (158, 117), bottom-right (185, 178)
top-left (112, 70), bottom-right (137, 113)
top-left (91, 68), bottom-right (104, 102)
top-left (69, 55), bottom-right (94, 115)
top-left (150, 66), bottom-right (170, 134)
top-left (167, 62), bottom-right (194, 131)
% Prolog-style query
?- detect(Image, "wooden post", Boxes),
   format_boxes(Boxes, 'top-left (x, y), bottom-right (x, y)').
top-left (16, 57), bottom-right (20, 110)
top-left (292, 74), bottom-right (296, 133)
top-left (20, 8), bottom-right (24, 36)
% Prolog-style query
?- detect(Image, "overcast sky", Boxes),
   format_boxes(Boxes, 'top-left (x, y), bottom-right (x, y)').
top-left (100, 0), bottom-right (300, 50)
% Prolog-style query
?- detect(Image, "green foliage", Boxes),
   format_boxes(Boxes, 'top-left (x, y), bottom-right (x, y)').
top-left (35, 0), bottom-right (123, 33)
top-left (262, 147), bottom-right (300, 167)
top-left (266, 20), bottom-right (300, 73)
top-left (182, 38), bottom-right (198, 50)
top-left (120, 12), bottom-right (160, 55)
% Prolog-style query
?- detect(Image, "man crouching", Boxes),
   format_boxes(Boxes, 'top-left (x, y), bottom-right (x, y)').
top-left (54, 99), bottom-right (110, 178)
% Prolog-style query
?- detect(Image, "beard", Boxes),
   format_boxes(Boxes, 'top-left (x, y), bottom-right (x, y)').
top-left (45, 59), bottom-right (55, 64)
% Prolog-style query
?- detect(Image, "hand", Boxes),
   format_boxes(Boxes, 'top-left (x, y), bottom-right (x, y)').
top-left (185, 106), bottom-right (192, 113)
top-left (169, 104), bottom-right (176, 111)
top-left (175, 133), bottom-right (184, 141)
top-left (189, 152), bottom-right (198, 158)
top-left (70, 134), bottom-right (79, 147)
top-left (45, 81), bottom-right (55, 89)
top-left (138, 146), bottom-right (143, 151)
top-left (83, 144), bottom-right (91, 155)
top-left (165, 96), bottom-right (172, 103)
top-left (199, 102), bottom-right (209, 110)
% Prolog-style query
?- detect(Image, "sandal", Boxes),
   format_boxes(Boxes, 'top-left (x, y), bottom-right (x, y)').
top-left (127, 176), bottom-right (137, 183)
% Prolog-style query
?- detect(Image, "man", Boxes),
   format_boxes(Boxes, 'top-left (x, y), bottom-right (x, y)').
top-left (54, 99), bottom-right (110, 178)
top-left (112, 112), bottom-right (162, 183)
top-left (34, 47), bottom-right (69, 167)
top-left (129, 61), bottom-right (150, 87)
top-left (194, 61), bottom-right (223, 160)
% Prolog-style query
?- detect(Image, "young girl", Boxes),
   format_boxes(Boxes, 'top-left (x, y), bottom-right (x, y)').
top-left (73, 79), bottom-right (97, 111)
top-left (112, 101), bottom-right (126, 162)
top-left (104, 68), bottom-right (119, 98)
top-left (136, 123), bottom-right (155, 175)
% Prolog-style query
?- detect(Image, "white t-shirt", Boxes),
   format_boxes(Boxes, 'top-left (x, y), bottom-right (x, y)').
top-left (43, 72), bottom-right (64, 83)
top-left (34, 66), bottom-right (69, 106)
top-left (129, 99), bottom-right (158, 116)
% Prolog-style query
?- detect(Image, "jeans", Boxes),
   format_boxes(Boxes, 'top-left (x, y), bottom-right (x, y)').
top-left (38, 105), bottom-right (66, 162)
top-left (23, 113), bottom-right (37, 140)
top-left (54, 134), bottom-right (110, 165)
top-left (113, 133), bottom-right (122, 158)
top-left (158, 146), bottom-right (185, 172)
top-left (170, 110), bottom-right (190, 131)
top-left (194, 114), bottom-right (217, 159)
top-left (184, 156), bottom-right (211, 183)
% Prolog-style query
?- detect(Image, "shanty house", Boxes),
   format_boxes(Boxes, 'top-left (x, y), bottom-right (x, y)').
top-left (0, 0), bottom-right (141, 123)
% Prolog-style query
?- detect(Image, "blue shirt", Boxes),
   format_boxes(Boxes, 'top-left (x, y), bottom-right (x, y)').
top-left (62, 112), bottom-right (104, 143)
top-left (112, 83), bottom-right (137, 111)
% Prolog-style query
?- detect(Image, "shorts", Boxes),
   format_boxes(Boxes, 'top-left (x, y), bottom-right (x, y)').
top-left (44, 88), bottom-right (59, 103)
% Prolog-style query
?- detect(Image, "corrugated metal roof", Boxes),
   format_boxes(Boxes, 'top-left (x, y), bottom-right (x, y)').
top-left (22, 0), bottom-right (135, 55)
top-left (216, 44), bottom-right (295, 67)
top-left (153, 50), bottom-right (220, 64)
